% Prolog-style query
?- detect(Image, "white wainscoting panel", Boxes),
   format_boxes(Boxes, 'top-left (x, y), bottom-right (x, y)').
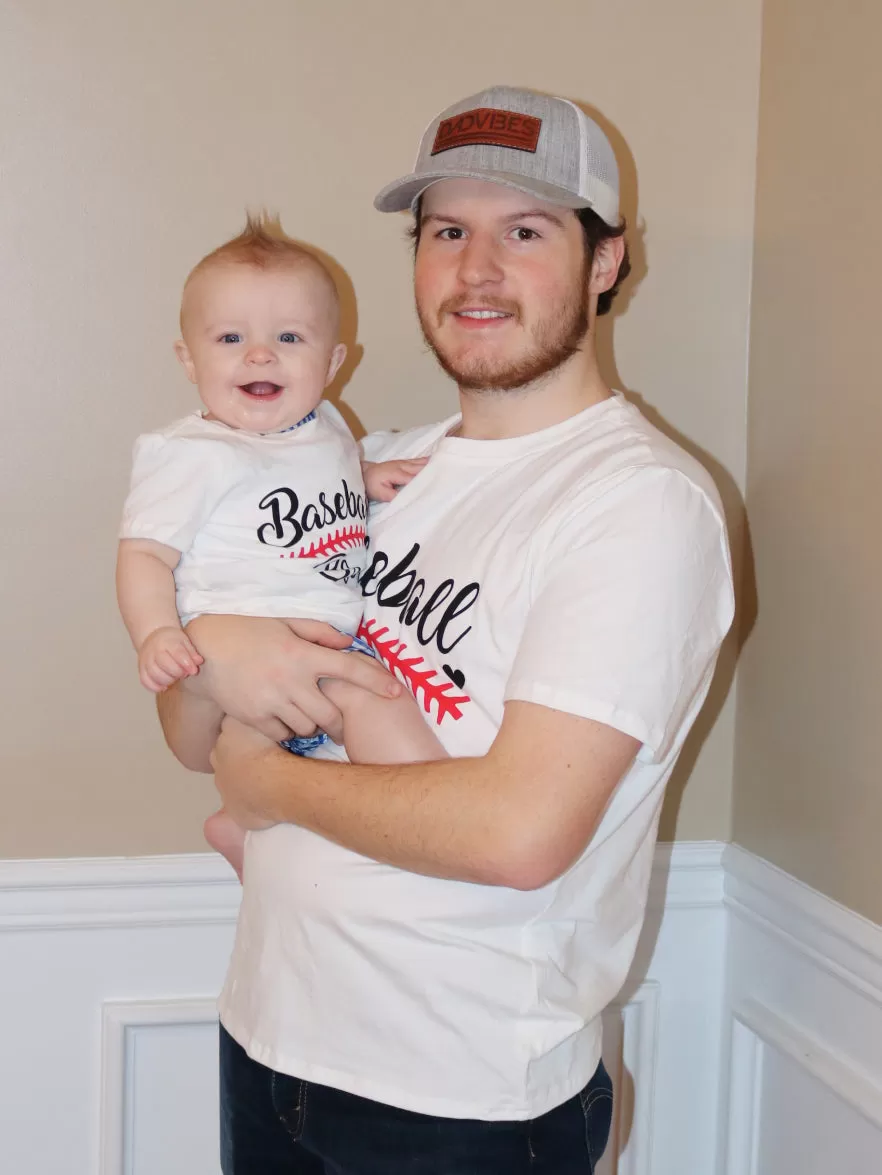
top-left (720, 845), bottom-right (882, 1175)
top-left (101, 998), bottom-right (222, 1175)
top-left (0, 843), bottom-right (726, 1174)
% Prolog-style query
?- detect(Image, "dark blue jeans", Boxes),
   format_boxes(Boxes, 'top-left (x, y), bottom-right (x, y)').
top-left (220, 1026), bottom-right (613, 1174)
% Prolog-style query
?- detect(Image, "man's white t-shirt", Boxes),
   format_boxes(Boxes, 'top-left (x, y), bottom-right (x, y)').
top-left (218, 393), bottom-right (735, 1121)
top-left (119, 402), bottom-right (366, 629)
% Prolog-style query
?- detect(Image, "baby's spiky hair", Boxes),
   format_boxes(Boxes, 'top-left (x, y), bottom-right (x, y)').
top-left (180, 211), bottom-right (339, 334)
top-left (194, 211), bottom-right (318, 271)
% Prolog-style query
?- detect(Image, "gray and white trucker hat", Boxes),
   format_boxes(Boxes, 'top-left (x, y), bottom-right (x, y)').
top-left (374, 85), bottom-right (620, 226)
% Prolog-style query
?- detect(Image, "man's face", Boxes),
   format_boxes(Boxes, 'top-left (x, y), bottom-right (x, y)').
top-left (175, 262), bottom-right (345, 433)
top-left (413, 179), bottom-right (589, 392)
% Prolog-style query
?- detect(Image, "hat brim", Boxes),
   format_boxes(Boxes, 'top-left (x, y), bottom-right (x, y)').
top-left (373, 169), bottom-right (595, 216)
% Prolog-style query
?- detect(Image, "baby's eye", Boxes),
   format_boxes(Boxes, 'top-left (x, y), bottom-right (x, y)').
top-left (438, 227), bottom-right (465, 241)
top-left (512, 227), bottom-right (539, 241)
top-left (279, 332), bottom-right (301, 344)
top-left (220, 333), bottom-right (242, 344)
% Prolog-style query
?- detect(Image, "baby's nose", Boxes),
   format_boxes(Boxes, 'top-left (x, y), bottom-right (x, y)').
top-left (245, 345), bottom-right (275, 364)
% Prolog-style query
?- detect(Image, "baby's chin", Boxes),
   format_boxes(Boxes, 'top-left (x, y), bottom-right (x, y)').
top-left (201, 387), bottom-right (322, 433)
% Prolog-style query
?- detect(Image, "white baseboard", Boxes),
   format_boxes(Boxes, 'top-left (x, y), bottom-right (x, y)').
top-left (3, 841), bottom-right (879, 1175)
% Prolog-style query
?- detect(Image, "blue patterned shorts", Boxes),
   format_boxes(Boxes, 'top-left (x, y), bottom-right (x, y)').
top-left (278, 633), bottom-right (377, 756)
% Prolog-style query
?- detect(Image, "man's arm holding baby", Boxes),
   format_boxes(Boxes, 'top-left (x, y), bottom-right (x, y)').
top-left (156, 624), bottom-right (638, 889)
top-left (210, 708), bottom-right (638, 890)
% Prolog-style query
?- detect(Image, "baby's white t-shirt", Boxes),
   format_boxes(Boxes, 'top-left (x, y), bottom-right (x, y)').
top-left (120, 402), bottom-right (366, 630)
top-left (218, 393), bottom-right (736, 1121)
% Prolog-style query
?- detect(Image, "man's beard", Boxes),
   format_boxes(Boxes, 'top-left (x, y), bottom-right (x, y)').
top-left (416, 279), bottom-right (590, 392)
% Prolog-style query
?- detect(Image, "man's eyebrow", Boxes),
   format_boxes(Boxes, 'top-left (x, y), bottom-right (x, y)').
top-left (420, 209), bottom-right (567, 229)
top-left (420, 213), bottom-right (462, 227)
top-left (503, 209), bottom-right (567, 229)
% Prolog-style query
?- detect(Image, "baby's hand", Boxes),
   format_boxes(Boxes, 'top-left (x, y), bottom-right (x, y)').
top-left (138, 626), bottom-right (204, 693)
top-left (363, 457), bottom-right (429, 503)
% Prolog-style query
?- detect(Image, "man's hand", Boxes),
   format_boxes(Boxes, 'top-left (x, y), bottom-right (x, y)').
top-left (182, 615), bottom-right (401, 743)
top-left (210, 716), bottom-right (283, 831)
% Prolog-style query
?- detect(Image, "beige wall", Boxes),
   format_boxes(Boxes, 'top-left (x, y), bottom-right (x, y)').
top-left (0, 0), bottom-right (761, 859)
top-left (733, 0), bottom-right (882, 920)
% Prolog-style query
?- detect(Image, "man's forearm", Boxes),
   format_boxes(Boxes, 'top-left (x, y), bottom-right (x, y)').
top-left (156, 681), bottom-right (223, 773)
top-left (230, 749), bottom-right (547, 889)
top-left (214, 703), bottom-right (638, 888)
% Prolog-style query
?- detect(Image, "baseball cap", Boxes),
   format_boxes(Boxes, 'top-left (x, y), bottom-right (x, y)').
top-left (374, 85), bottom-right (620, 226)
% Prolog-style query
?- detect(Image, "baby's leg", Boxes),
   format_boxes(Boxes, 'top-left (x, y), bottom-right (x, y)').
top-left (204, 808), bottom-right (246, 880)
top-left (321, 676), bottom-right (447, 764)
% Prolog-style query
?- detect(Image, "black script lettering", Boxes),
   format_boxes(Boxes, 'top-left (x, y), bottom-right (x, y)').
top-left (415, 580), bottom-right (455, 644)
top-left (362, 543), bottom-right (481, 657)
top-left (360, 550), bottom-right (388, 596)
top-left (402, 579), bottom-right (427, 625)
top-left (373, 543), bottom-right (420, 607)
top-left (318, 492), bottom-right (335, 526)
top-left (258, 478), bottom-right (366, 548)
top-left (344, 479), bottom-right (364, 520)
top-left (258, 487), bottom-right (302, 548)
top-left (436, 583), bottom-right (480, 653)
top-left (301, 503), bottom-right (322, 533)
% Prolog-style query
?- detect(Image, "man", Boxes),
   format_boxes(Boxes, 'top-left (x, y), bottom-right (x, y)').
top-left (160, 86), bottom-right (735, 1173)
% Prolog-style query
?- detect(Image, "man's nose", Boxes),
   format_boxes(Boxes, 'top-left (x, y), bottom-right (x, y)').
top-left (456, 234), bottom-right (504, 286)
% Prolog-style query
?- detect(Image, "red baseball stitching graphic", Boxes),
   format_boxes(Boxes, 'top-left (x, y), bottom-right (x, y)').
top-left (276, 526), bottom-right (366, 559)
top-left (357, 617), bottom-right (470, 725)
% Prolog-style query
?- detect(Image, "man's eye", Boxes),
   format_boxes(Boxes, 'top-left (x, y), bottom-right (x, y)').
top-left (438, 227), bottom-right (465, 241)
top-left (220, 333), bottom-right (242, 344)
top-left (279, 332), bottom-right (301, 344)
top-left (513, 227), bottom-right (539, 241)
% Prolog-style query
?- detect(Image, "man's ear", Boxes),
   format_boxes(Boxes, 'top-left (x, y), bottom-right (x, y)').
top-left (173, 339), bottom-right (197, 384)
top-left (588, 236), bottom-right (626, 297)
top-left (325, 343), bottom-right (348, 388)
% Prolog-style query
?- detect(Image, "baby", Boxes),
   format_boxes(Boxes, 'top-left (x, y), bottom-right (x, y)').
top-left (117, 214), bottom-right (444, 877)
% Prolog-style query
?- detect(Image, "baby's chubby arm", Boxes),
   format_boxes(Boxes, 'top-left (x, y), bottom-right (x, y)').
top-left (116, 538), bottom-right (203, 692)
top-left (362, 457), bottom-right (428, 503)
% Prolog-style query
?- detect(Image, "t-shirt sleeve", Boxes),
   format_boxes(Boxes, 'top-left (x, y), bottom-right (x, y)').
top-left (360, 429), bottom-right (410, 463)
top-left (119, 433), bottom-right (234, 553)
top-left (504, 466), bottom-right (735, 762)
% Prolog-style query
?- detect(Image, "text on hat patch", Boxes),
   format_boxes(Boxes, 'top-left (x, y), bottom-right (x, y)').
top-left (431, 108), bottom-right (542, 155)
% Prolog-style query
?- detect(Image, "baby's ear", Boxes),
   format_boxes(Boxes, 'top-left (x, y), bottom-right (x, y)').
top-left (325, 343), bottom-right (348, 387)
top-left (173, 339), bottom-right (197, 384)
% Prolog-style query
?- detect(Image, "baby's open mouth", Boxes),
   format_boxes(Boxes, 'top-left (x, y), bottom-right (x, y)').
top-left (239, 382), bottom-right (283, 398)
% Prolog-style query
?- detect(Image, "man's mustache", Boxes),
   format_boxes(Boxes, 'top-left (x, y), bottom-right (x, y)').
top-left (436, 296), bottom-right (522, 322)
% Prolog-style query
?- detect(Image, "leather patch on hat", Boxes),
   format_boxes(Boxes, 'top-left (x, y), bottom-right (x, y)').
top-left (431, 107), bottom-right (541, 155)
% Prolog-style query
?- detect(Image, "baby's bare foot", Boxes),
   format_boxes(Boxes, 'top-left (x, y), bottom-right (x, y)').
top-left (204, 810), bottom-right (245, 881)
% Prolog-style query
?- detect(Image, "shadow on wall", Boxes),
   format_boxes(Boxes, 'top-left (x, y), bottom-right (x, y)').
top-left (581, 98), bottom-right (757, 840)
top-left (297, 240), bottom-right (368, 440)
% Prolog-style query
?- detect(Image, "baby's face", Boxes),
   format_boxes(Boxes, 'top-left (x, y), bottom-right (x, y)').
top-left (175, 261), bottom-right (345, 433)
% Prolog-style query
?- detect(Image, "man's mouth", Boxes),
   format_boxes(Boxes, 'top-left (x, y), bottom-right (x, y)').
top-left (438, 298), bottom-right (519, 329)
top-left (239, 381), bottom-right (283, 398)
top-left (450, 307), bottom-right (515, 331)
